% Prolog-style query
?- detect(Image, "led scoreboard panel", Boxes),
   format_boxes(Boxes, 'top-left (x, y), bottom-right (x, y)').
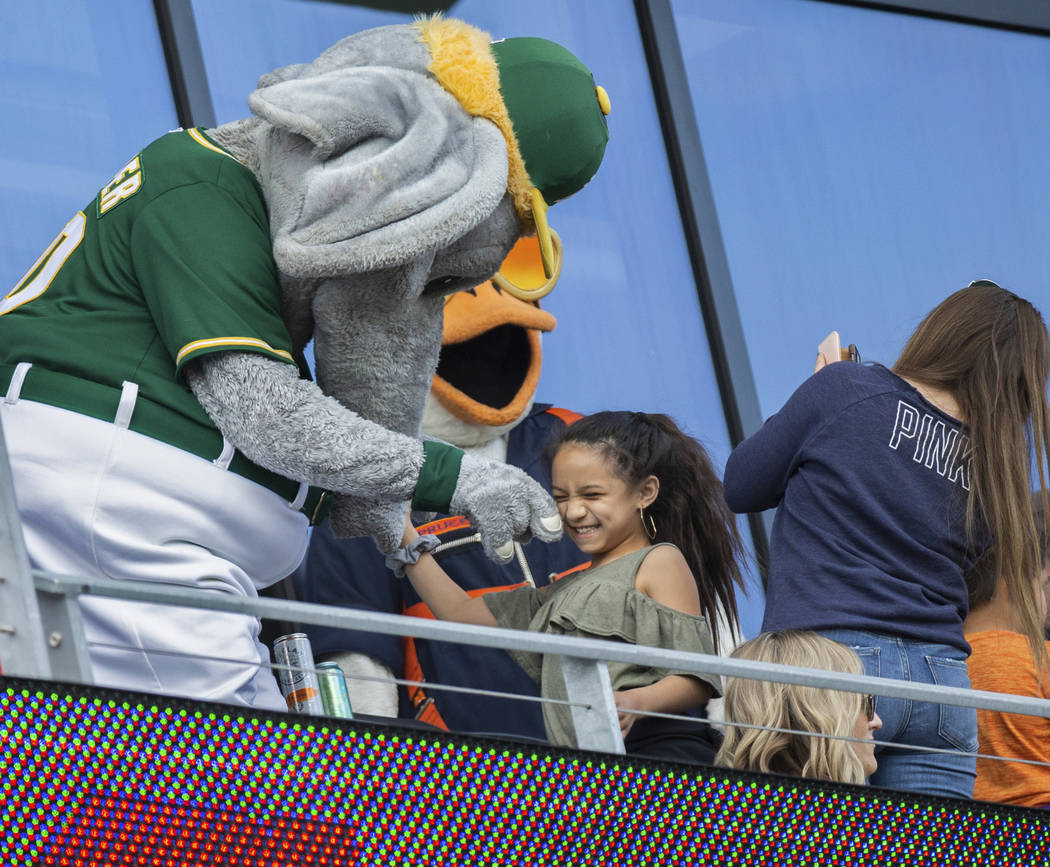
top-left (2, 677), bottom-right (1047, 866)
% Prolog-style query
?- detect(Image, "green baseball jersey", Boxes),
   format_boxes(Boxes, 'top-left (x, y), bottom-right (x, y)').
top-left (0, 128), bottom-right (296, 452)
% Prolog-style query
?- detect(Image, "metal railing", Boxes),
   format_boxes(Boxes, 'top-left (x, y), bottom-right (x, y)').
top-left (3, 419), bottom-right (1050, 765)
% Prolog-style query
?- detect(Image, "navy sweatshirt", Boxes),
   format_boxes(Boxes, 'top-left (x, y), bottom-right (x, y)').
top-left (724, 362), bottom-right (984, 653)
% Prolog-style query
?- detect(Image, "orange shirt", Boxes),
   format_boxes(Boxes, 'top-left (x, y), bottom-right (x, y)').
top-left (965, 631), bottom-right (1050, 808)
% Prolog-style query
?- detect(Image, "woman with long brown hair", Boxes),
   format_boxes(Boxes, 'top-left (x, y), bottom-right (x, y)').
top-left (723, 282), bottom-right (1050, 799)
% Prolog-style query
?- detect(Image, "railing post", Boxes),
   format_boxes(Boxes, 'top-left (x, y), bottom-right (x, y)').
top-left (559, 656), bottom-right (626, 755)
top-left (34, 584), bottom-right (93, 684)
top-left (0, 418), bottom-right (52, 678)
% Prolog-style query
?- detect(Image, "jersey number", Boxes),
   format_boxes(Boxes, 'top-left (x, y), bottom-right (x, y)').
top-left (0, 211), bottom-right (86, 317)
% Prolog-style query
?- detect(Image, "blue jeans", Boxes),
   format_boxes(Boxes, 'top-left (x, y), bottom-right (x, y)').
top-left (817, 629), bottom-right (977, 800)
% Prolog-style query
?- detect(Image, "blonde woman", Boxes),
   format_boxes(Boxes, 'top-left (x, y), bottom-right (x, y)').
top-left (717, 631), bottom-right (882, 786)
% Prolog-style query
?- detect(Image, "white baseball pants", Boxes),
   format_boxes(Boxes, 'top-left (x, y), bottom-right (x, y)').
top-left (1, 382), bottom-right (310, 710)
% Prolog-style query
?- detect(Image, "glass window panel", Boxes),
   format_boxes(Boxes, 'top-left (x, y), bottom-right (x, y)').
top-left (0, 0), bottom-right (178, 287)
top-left (192, 0), bottom-right (765, 637)
top-left (672, 0), bottom-right (1050, 419)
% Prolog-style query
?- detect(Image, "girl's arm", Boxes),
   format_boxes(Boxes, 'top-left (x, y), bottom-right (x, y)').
top-left (634, 544), bottom-right (701, 615)
top-left (617, 545), bottom-right (711, 735)
top-left (615, 676), bottom-right (711, 737)
top-left (400, 522), bottom-right (498, 627)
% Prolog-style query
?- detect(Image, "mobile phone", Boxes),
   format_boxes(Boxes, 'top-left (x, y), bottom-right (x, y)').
top-left (818, 331), bottom-right (860, 364)
top-left (817, 330), bottom-right (842, 364)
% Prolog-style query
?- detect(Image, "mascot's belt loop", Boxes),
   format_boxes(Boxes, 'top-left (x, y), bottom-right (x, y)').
top-left (3, 361), bottom-right (32, 404)
top-left (115, 381), bottom-right (139, 429)
top-left (213, 437), bottom-right (237, 471)
top-left (288, 482), bottom-right (309, 511)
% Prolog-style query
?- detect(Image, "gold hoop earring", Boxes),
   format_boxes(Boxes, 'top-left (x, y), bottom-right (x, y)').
top-left (640, 507), bottom-right (657, 540)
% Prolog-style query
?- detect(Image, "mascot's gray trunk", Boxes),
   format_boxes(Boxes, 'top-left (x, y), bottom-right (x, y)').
top-left (311, 269), bottom-right (445, 537)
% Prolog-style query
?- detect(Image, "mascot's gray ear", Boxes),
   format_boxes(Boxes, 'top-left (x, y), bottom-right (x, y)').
top-left (249, 66), bottom-right (511, 277)
top-left (246, 26), bottom-right (513, 277)
top-left (248, 67), bottom-right (403, 161)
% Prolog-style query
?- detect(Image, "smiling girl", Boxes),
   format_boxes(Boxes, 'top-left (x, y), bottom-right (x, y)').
top-left (391, 410), bottom-right (747, 758)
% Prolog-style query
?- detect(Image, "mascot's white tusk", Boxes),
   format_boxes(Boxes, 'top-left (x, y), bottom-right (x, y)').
top-left (540, 514), bottom-right (563, 534)
top-left (531, 187), bottom-right (556, 280)
top-left (491, 227), bottom-right (562, 302)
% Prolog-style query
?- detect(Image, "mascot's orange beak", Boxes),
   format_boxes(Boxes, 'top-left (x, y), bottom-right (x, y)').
top-left (432, 236), bottom-right (557, 427)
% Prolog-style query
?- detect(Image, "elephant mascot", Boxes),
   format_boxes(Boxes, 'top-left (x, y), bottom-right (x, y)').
top-left (0, 18), bottom-right (609, 709)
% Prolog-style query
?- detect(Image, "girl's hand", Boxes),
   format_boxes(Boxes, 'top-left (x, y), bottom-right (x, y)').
top-left (614, 687), bottom-right (653, 737)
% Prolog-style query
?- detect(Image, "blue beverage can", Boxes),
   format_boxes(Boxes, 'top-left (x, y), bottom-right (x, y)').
top-left (316, 661), bottom-right (355, 719)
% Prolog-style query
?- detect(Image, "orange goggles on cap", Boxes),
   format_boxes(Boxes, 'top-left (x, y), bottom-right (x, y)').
top-left (491, 207), bottom-right (562, 302)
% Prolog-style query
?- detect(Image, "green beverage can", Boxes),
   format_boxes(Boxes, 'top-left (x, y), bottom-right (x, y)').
top-left (316, 661), bottom-right (355, 719)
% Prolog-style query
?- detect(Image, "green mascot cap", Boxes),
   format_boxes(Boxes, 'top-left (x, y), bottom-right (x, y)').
top-left (491, 36), bottom-right (610, 206)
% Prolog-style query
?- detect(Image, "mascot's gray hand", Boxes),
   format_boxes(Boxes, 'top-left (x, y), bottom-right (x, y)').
top-left (448, 453), bottom-right (563, 564)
